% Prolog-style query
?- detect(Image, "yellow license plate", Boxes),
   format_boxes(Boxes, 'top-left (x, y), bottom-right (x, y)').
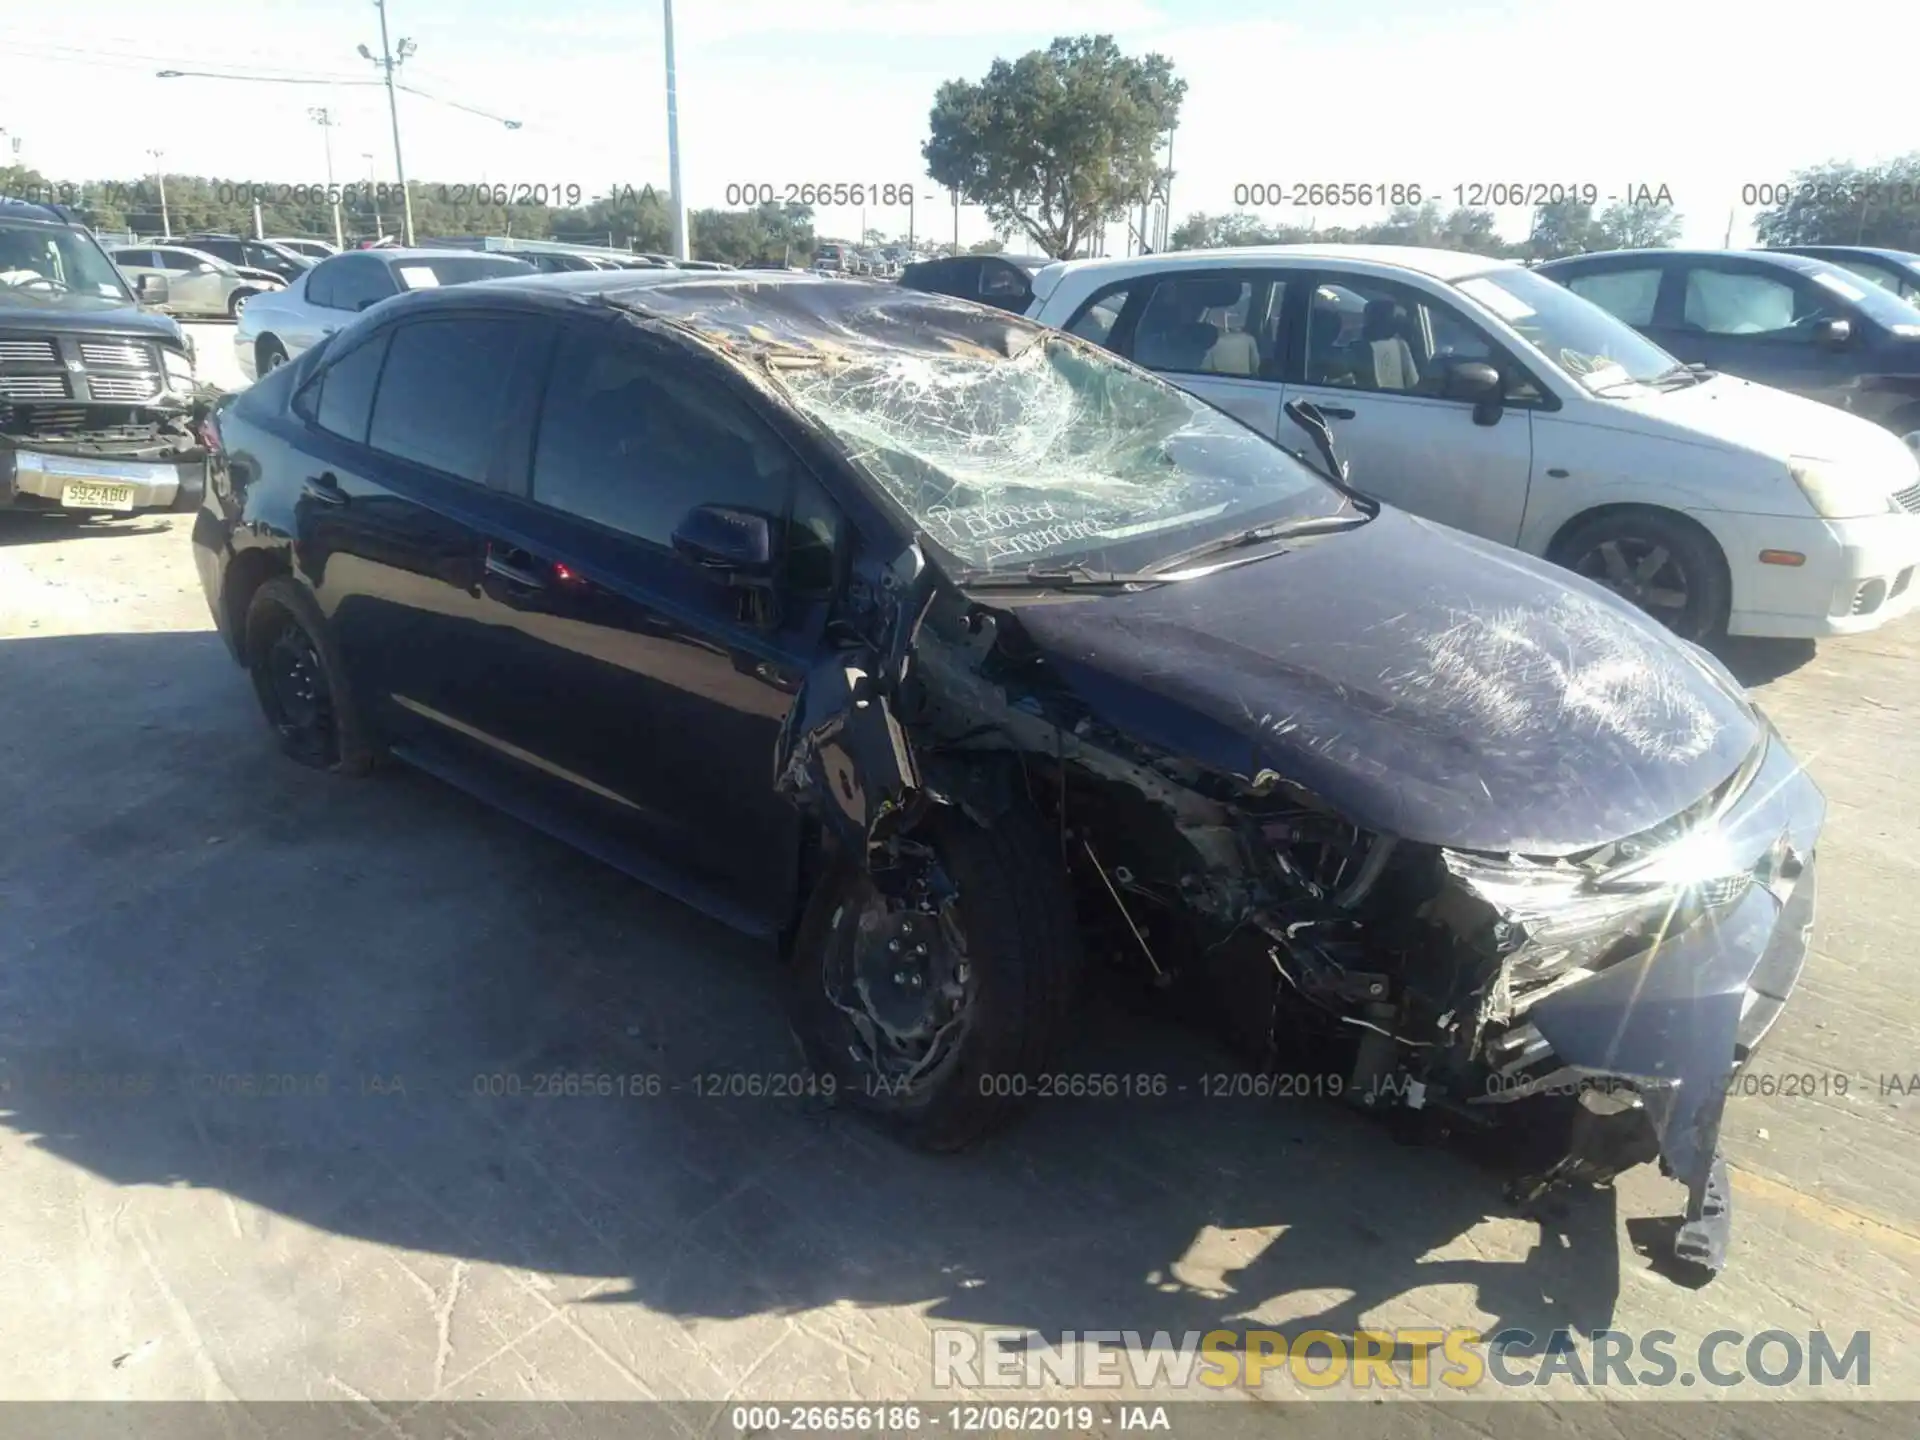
top-left (61, 481), bottom-right (139, 512)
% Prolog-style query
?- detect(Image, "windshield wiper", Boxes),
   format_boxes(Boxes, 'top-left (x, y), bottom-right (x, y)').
top-left (1591, 362), bottom-right (1707, 396)
top-left (958, 562), bottom-right (1170, 592)
top-left (1146, 509), bottom-right (1372, 577)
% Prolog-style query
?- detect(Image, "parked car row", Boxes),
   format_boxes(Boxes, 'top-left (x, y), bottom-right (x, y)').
top-left (108, 243), bottom-right (285, 319)
top-left (183, 264), bottom-right (1828, 1278)
top-left (1021, 243), bottom-right (1920, 643)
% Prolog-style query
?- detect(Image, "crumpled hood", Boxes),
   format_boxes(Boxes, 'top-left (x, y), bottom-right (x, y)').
top-left (1619, 372), bottom-right (1919, 478)
top-left (1009, 507), bottom-right (1761, 854)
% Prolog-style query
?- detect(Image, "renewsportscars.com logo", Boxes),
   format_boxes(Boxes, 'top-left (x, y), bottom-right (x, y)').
top-left (932, 1327), bottom-right (1872, 1391)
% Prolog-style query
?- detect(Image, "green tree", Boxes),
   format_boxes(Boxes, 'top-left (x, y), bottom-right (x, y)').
top-left (1593, 200), bottom-right (1682, 249)
top-left (924, 34), bottom-right (1184, 259)
top-left (1525, 199), bottom-right (1601, 259)
top-left (967, 236), bottom-right (1006, 254)
top-left (1753, 154), bottom-right (1920, 250)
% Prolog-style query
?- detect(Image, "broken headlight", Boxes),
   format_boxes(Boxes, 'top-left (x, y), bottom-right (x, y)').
top-left (162, 346), bottom-right (196, 394)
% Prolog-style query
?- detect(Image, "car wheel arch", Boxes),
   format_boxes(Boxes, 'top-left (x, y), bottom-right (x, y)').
top-left (255, 334), bottom-right (288, 372)
top-left (222, 546), bottom-right (292, 659)
top-left (1545, 502), bottom-right (1734, 637)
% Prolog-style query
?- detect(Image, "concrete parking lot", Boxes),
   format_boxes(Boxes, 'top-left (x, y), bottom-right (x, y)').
top-left (2, 491), bottom-right (1919, 1409)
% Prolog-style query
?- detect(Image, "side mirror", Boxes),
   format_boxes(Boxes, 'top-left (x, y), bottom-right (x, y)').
top-left (138, 273), bottom-right (170, 306)
top-left (1444, 359), bottom-right (1505, 426)
top-left (1813, 316), bottom-right (1852, 350)
top-left (672, 504), bottom-right (775, 582)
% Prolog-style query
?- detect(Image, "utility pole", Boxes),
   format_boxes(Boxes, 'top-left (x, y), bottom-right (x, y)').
top-left (363, 153), bottom-right (382, 244)
top-left (952, 187), bottom-right (959, 252)
top-left (664, 0), bottom-right (688, 261)
top-left (360, 1), bottom-right (417, 245)
top-left (309, 107), bottom-right (346, 249)
top-left (1723, 206), bottom-right (1735, 248)
top-left (146, 149), bottom-right (170, 237)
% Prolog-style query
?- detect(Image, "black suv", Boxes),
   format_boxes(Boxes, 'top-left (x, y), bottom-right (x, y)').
top-left (1538, 248), bottom-right (1920, 450)
top-left (0, 197), bottom-right (208, 518)
top-left (177, 234), bottom-right (313, 283)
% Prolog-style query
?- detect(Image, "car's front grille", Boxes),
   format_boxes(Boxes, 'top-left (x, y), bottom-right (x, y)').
top-left (77, 340), bottom-right (151, 369)
top-left (85, 374), bottom-right (161, 403)
top-left (0, 332), bottom-right (165, 411)
top-left (1893, 482), bottom-right (1920, 514)
top-left (0, 374), bottom-right (70, 401)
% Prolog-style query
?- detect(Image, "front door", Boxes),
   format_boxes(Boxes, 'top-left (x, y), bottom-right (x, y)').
top-left (1665, 259), bottom-right (1860, 409)
top-left (1282, 272), bottom-right (1536, 544)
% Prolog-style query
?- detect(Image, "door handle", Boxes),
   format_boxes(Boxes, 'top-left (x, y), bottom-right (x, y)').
top-left (484, 552), bottom-right (548, 590)
top-left (1317, 406), bottom-right (1356, 420)
top-left (302, 472), bottom-right (348, 505)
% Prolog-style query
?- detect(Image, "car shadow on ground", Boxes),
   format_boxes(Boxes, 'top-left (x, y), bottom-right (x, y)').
top-left (1711, 636), bottom-right (1819, 689)
top-left (0, 513), bottom-right (173, 547)
top-left (0, 629), bottom-right (1627, 1372)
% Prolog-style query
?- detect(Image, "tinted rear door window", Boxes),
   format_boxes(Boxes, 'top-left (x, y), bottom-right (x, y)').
top-left (313, 333), bottom-right (391, 443)
top-left (367, 316), bottom-right (542, 485)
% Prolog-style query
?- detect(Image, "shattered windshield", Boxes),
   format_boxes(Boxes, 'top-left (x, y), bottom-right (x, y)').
top-left (772, 331), bottom-right (1343, 572)
top-left (0, 219), bottom-right (137, 309)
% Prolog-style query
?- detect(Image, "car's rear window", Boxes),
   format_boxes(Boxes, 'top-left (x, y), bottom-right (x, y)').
top-left (390, 256), bottom-right (536, 289)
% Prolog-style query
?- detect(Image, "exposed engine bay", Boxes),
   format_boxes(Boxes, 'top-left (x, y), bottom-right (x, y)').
top-left (776, 543), bottom-right (1823, 1282)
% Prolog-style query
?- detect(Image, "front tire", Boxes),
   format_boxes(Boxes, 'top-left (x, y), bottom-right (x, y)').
top-left (1553, 508), bottom-right (1730, 643)
top-left (228, 288), bottom-right (257, 318)
top-left (257, 337), bottom-right (288, 375)
top-left (786, 802), bottom-right (1082, 1152)
top-left (243, 577), bottom-right (375, 775)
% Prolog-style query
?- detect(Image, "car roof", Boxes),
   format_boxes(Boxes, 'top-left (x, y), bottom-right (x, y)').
top-left (384, 268), bottom-right (1046, 364)
top-left (1539, 248), bottom-right (1838, 275)
top-left (1037, 244), bottom-right (1520, 288)
top-left (0, 196), bottom-right (81, 226)
top-left (334, 246), bottom-right (536, 267)
top-left (1769, 244), bottom-right (1920, 264)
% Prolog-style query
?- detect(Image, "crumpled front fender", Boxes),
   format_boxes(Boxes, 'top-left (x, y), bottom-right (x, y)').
top-left (773, 543), bottom-right (941, 882)
top-left (1523, 732), bottom-right (1824, 1270)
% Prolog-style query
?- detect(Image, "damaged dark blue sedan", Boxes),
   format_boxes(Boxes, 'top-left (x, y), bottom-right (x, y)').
top-left (191, 270), bottom-right (1823, 1278)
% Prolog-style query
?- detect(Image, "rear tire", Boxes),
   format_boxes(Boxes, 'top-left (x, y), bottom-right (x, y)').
top-left (257, 337), bottom-right (288, 375)
top-left (228, 288), bottom-right (257, 318)
top-left (786, 801), bottom-right (1082, 1152)
top-left (243, 577), bottom-right (375, 775)
top-left (1552, 508), bottom-right (1730, 643)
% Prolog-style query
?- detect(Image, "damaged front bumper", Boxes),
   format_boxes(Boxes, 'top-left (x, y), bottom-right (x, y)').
top-left (1, 414), bottom-right (209, 516)
top-left (1451, 730), bottom-right (1823, 1272)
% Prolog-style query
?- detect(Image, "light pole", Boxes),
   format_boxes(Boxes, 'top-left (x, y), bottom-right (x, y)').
top-left (663, 0), bottom-right (688, 261)
top-left (309, 107), bottom-right (346, 249)
top-left (359, 1), bottom-right (417, 245)
top-left (146, 148), bottom-right (171, 237)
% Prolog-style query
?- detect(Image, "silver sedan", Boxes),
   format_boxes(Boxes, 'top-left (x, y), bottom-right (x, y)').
top-left (233, 247), bottom-right (536, 381)
top-left (110, 244), bottom-right (278, 319)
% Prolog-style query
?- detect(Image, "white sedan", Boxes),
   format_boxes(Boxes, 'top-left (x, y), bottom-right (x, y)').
top-left (1027, 244), bottom-right (1920, 641)
top-left (233, 247), bottom-right (535, 381)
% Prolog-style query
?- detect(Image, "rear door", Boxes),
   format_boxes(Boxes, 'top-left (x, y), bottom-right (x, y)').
top-left (1281, 271), bottom-right (1538, 543)
top-left (1081, 269), bottom-right (1290, 435)
top-left (288, 307), bottom-right (556, 752)
top-left (1555, 259), bottom-right (1691, 357)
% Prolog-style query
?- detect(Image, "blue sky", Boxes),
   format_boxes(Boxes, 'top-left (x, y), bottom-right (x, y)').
top-left (1, 0), bottom-right (1911, 251)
